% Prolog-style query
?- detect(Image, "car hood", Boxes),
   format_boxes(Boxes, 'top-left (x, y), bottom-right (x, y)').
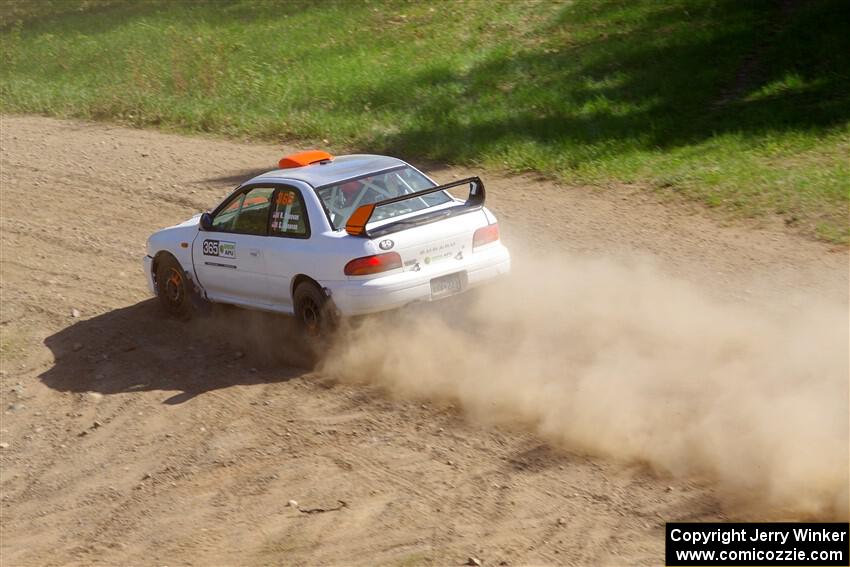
top-left (146, 214), bottom-right (201, 256)
top-left (174, 213), bottom-right (202, 228)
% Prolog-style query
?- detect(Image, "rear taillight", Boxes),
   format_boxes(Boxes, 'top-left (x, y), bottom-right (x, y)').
top-left (473, 223), bottom-right (499, 251)
top-left (344, 252), bottom-right (403, 276)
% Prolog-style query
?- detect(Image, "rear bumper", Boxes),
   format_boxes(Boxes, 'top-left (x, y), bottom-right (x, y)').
top-left (326, 243), bottom-right (510, 316)
top-left (142, 255), bottom-right (156, 295)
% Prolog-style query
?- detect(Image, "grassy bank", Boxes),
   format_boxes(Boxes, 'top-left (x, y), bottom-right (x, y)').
top-left (1, 0), bottom-right (848, 241)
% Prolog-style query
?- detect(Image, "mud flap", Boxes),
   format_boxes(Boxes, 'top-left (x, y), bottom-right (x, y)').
top-left (185, 270), bottom-right (212, 317)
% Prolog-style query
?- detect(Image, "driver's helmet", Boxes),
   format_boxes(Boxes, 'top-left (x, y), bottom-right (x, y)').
top-left (340, 180), bottom-right (362, 205)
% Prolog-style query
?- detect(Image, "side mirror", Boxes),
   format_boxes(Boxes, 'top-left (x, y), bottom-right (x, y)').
top-left (200, 212), bottom-right (213, 231)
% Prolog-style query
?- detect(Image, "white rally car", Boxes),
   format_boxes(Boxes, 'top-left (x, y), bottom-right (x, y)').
top-left (144, 151), bottom-right (510, 333)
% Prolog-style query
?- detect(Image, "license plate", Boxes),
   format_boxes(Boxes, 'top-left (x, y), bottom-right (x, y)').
top-left (430, 273), bottom-right (463, 297)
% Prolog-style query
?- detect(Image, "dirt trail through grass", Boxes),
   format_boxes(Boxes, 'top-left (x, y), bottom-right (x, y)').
top-left (2, 0), bottom-right (848, 241)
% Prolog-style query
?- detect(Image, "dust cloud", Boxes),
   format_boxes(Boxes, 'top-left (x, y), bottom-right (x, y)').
top-left (321, 245), bottom-right (849, 518)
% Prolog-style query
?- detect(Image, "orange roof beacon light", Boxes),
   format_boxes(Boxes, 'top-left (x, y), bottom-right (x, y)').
top-left (278, 150), bottom-right (333, 169)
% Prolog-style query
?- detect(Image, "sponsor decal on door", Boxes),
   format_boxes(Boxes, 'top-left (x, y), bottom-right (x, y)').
top-left (203, 239), bottom-right (237, 258)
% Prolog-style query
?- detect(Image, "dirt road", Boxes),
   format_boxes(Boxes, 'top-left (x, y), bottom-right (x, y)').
top-left (1, 116), bottom-right (847, 566)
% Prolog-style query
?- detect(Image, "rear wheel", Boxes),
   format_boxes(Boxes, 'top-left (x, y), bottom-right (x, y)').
top-left (293, 282), bottom-right (335, 337)
top-left (155, 255), bottom-right (192, 319)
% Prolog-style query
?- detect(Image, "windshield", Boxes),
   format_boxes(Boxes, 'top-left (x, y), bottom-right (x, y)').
top-left (316, 166), bottom-right (452, 230)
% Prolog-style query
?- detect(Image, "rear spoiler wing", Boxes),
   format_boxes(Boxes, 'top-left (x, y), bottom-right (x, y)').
top-left (345, 176), bottom-right (485, 238)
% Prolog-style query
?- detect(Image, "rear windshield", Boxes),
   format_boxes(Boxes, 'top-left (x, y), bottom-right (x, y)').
top-left (316, 166), bottom-right (452, 230)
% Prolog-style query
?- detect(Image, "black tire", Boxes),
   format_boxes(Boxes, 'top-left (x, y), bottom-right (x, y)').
top-left (293, 282), bottom-right (335, 337)
top-left (155, 254), bottom-right (192, 319)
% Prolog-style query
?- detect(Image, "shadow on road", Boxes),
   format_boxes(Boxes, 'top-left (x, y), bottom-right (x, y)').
top-left (40, 299), bottom-right (315, 404)
top-left (199, 168), bottom-right (271, 187)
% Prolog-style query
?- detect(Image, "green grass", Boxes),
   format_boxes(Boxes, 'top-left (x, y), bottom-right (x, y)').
top-left (2, 0), bottom-right (848, 241)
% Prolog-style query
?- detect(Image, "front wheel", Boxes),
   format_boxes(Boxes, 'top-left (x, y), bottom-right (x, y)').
top-left (155, 255), bottom-right (192, 319)
top-left (293, 282), bottom-right (336, 337)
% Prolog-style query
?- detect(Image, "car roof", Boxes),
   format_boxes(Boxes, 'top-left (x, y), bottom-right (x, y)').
top-left (244, 154), bottom-right (408, 189)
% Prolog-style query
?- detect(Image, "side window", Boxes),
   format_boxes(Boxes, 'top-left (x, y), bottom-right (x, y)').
top-left (271, 187), bottom-right (309, 238)
top-left (211, 194), bottom-right (243, 232)
top-left (211, 187), bottom-right (274, 235)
